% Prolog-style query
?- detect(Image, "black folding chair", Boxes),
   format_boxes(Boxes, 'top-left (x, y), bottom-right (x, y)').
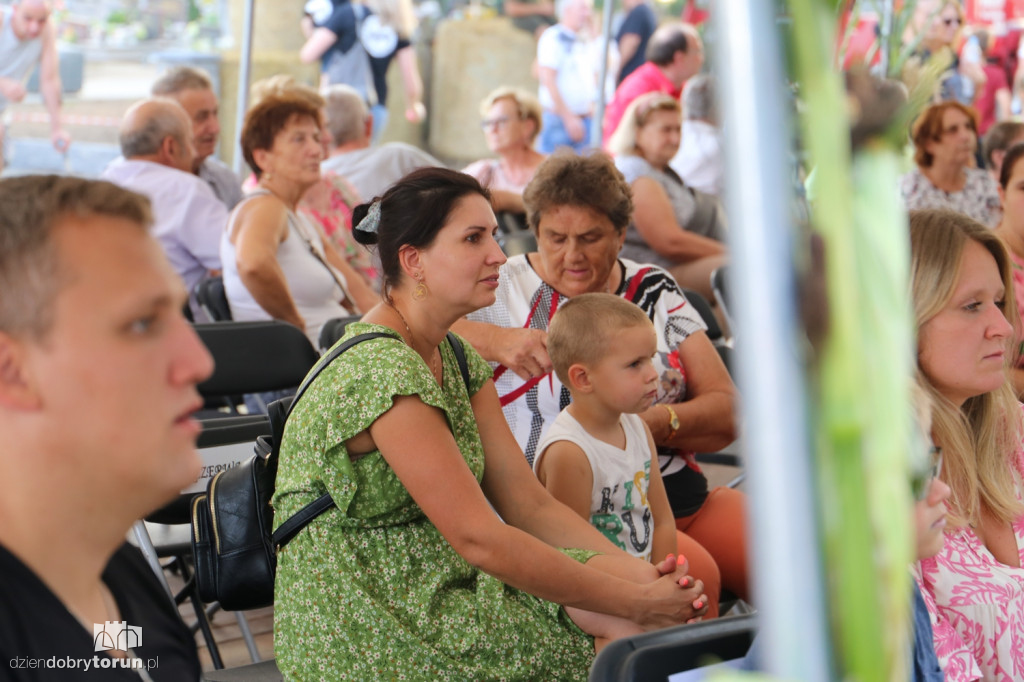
top-left (588, 613), bottom-right (757, 682)
top-left (318, 314), bottom-right (363, 352)
top-left (194, 276), bottom-right (233, 322)
top-left (194, 321), bottom-right (321, 417)
top-left (132, 416), bottom-right (273, 669)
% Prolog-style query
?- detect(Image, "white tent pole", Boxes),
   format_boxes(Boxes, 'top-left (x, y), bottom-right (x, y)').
top-left (591, 0), bottom-right (616, 149)
top-left (715, 2), bottom-right (832, 679)
top-left (233, 0), bottom-right (255, 176)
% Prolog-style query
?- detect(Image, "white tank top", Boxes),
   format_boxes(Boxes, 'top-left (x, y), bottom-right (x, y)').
top-left (221, 191), bottom-right (350, 347)
top-left (0, 6), bottom-right (43, 112)
top-left (535, 411), bottom-right (655, 561)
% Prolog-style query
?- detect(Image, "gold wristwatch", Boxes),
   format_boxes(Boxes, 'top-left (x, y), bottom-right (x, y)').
top-left (661, 404), bottom-right (679, 440)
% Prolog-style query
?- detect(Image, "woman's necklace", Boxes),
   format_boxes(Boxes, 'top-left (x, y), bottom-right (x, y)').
top-left (389, 303), bottom-right (441, 381)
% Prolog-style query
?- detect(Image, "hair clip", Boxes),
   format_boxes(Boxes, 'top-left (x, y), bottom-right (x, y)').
top-left (356, 200), bottom-right (382, 234)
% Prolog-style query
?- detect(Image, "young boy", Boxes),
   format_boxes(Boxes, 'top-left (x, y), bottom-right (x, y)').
top-left (536, 293), bottom-right (679, 566)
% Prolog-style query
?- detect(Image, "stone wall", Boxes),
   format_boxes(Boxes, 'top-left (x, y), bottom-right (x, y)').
top-left (428, 17), bottom-right (537, 166)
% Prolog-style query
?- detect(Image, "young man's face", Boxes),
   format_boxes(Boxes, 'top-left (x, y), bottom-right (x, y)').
top-left (22, 215), bottom-right (213, 511)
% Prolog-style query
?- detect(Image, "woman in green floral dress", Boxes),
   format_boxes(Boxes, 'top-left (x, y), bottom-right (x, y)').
top-left (272, 168), bottom-right (708, 681)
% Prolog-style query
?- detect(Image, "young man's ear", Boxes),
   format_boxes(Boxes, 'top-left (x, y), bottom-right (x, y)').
top-left (0, 333), bottom-right (42, 410)
top-left (566, 363), bottom-right (593, 393)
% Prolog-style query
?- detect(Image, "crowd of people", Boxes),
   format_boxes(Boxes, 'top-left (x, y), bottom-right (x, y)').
top-left (7, 0), bottom-right (1024, 679)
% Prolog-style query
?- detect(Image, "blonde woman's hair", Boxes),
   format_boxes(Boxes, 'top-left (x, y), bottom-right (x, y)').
top-left (606, 92), bottom-right (681, 157)
top-left (910, 209), bottom-right (1024, 528)
top-left (548, 293), bottom-right (653, 385)
top-left (250, 75), bottom-right (324, 110)
top-left (479, 86), bottom-right (543, 145)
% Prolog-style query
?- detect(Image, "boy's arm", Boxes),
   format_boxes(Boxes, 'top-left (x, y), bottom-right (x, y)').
top-left (535, 440), bottom-right (594, 521)
top-left (643, 422), bottom-right (678, 564)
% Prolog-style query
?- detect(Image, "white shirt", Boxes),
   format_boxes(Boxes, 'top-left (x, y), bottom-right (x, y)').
top-left (536, 411), bottom-right (655, 560)
top-left (537, 24), bottom-right (598, 115)
top-left (322, 142), bottom-right (443, 201)
top-left (101, 159), bottom-right (226, 294)
top-left (670, 120), bottom-right (724, 197)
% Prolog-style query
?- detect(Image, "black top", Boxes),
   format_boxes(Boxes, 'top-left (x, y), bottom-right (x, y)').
top-left (0, 542), bottom-right (201, 681)
top-left (615, 2), bottom-right (657, 84)
top-left (321, 1), bottom-right (411, 107)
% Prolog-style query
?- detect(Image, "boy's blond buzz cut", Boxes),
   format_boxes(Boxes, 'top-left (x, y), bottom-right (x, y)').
top-left (548, 293), bottom-right (654, 385)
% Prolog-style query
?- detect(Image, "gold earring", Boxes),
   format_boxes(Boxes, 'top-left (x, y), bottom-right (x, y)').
top-left (412, 274), bottom-right (428, 301)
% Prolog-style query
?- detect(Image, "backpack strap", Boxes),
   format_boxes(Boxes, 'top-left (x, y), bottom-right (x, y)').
top-left (446, 331), bottom-right (471, 393)
top-left (271, 330), bottom-right (474, 550)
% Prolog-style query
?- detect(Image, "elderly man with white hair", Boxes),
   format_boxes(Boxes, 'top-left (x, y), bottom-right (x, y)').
top-left (320, 84), bottom-right (443, 200)
top-left (102, 98), bottom-right (227, 308)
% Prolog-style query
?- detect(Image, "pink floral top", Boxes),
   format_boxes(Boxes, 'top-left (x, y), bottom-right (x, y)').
top-left (916, 430), bottom-right (1024, 682)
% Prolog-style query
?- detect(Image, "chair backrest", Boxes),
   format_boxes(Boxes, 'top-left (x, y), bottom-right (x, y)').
top-left (711, 265), bottom-right (732, 330)
top-left (195, 276), bottom-right (233, 322)
top-left (680, 288), bottom-right (722, 342)
top-left (588, 613), bottom-right (757, 682)
top-left (318, 314), bottom-right (363, 352)
top-left (499, 231), bottom-right (538, 257)
top-left (195, 321), bottom-right (321, 399)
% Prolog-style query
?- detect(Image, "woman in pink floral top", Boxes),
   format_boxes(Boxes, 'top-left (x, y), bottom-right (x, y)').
top-left (910, 208), bottom-right (1024, 682)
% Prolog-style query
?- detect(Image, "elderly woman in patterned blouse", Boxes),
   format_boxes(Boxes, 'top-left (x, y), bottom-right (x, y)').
top-left (456, 151), bottom-right (748, 617)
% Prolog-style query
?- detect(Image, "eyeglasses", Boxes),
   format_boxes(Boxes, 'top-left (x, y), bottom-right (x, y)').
top-left (480, 116), bottom-right (512, 130)
top-left (911, 446), bottom-right (943, 501)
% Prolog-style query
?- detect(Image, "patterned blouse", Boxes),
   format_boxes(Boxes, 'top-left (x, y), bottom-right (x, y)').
top-left (467, 255), bottom-right (712, 516)
top-left (915, 423), bottom-right (1024, 682)
top-left (899, 167), bottom-right (1002, 228)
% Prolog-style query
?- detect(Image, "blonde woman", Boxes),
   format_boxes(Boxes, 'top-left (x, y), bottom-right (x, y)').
top-left (910, 209), bottom-right (1024, 682)
top-left (463, 87), bottom-right (546, 216)
top-left (607, 91), bottom-right (727, 304)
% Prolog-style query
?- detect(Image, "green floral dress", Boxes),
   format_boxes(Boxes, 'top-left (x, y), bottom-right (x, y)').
top-left (272, 323), bottom-right (596, 681)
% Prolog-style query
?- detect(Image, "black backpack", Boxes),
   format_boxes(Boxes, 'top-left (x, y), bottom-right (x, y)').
top-left (191, 332), bottom-right (470, 611)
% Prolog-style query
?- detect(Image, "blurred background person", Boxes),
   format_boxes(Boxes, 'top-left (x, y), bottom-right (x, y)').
top-left (463, 87), bottom-right (546, 220)
top-left (981, 119), bottom-right (1024, 182)
top-left (901, 101), bottom-right (1001, 228)
top-left (669, 74), bottom-right (722, 197)
top-left (301, 0), bottom-right (425, 142)
top-left (0, 0), bottom-right (70, 174)
top-left (151, 66), bottom-right (244, 210)
top-left (608, 92), bottom-right (727, 306)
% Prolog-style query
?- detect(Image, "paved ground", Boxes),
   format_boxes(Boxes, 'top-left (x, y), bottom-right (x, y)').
top-left (3, 60), bottom-right (160, 178)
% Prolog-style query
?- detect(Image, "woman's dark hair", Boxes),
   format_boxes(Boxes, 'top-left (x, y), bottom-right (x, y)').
top-left (523, 151), bottom-right (633, 234)
top-left (240, 93), bottom-right (323, 179)
top-left (999, 141), bottom-right (1024, 189)
top-left (353, 168), bottom-right (491, 296)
